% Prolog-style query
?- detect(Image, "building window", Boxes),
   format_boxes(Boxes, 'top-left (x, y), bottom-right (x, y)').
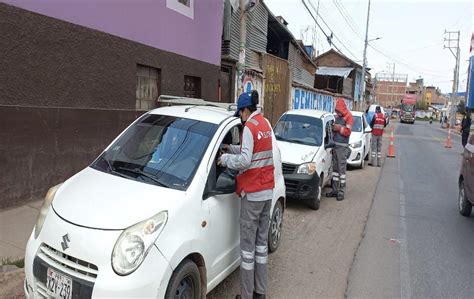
top-left (178, 0), bottom-right (190, 7)
top-left (136, 65), bottom-right (160, 111)
top-left (166, 0), bottom-right (194, 19)
top-left (184, 75), bottom-right (201, 98)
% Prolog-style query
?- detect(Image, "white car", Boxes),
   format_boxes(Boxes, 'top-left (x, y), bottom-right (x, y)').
top-left (273, 109), bottom-right (335, 210)
top-left (347, 111), bottom-right (372, 169)
top-left (24, 101), bottom-right (286, 298)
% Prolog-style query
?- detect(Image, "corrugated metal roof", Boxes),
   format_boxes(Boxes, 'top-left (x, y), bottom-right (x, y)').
top-left (316, 67), bottom-right (354, 78)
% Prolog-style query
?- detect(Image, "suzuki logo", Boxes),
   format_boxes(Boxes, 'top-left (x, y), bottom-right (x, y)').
top-left (61, 234), bottom-right (70, 251)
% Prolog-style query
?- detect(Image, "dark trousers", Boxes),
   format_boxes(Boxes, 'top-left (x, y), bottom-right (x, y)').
top-left (462, 133), bottom-right (469, 147)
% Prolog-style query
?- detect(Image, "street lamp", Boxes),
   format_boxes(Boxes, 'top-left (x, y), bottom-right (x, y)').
top-left (368, 37), bottom-right (382, 42)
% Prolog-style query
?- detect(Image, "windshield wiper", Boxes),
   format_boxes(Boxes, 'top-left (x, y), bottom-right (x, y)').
top-left (275, 135), bottom-right (291, 142)
top-left (96, 156), bottom-right (128, 179)
top-left (115, 166), bottom-right (169, 188)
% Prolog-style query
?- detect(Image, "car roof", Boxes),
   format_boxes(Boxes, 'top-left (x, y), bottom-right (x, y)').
top-left (148, 105), bottom-right (235, 125)
top-left (351, 111), bottom-right (364, 117)
top-left (284, 109), bottom-right (333, 119)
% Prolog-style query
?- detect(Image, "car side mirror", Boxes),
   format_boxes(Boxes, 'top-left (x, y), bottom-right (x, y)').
top-left (364, 127), bottom-right (372, 133)
top-left (325, 141), bottom-right (336, 149)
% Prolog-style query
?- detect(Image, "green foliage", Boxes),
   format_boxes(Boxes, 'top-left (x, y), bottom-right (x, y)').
top-left (0, 257), bottom-right (25, 268)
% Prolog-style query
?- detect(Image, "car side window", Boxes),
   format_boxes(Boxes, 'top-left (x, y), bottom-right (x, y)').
top-left (324, 119), bottom-right (334, 145)
top-left (362, 115), bottom-right (368, 129)
top-left (203, 124), bottom-right (240, 198)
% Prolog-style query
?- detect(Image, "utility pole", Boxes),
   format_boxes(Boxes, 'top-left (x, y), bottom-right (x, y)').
top-left (386, 62), bottom-right (395, 108)
top-left (237, 0), bottom-right (248, 96)
top-left (360, 0), bottom-right (371, 111)
top-left (444, 30), bottom-right (461, 127)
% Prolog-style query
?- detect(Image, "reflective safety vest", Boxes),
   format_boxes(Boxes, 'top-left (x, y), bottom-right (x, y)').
top-left (372, 113), bottom-right (385, 136)
top-left (236, 113), bottom-right (275, 196)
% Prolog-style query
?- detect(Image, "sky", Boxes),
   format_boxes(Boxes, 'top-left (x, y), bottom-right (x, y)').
top-left (265, 0), bottom-right (473, 93)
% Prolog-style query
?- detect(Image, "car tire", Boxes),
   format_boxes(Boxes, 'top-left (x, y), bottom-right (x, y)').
top-left (268, 199), bottom-right (283, 253)
top-left (459, 180), bottom-right (472, 217)
top-left (308, 176), bottom-right (322, 210)
top-left (165, 259), bottom-right (201, 299)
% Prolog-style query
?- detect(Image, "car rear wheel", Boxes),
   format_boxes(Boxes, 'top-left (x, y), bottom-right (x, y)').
top-left (268, 199), bottom-right (283, 253)
top-left (165, 259), bottom-right (201, 299)
top-left (459, 180), bottom-right (472, 217)
top-left (308, 176), bottom-right (322, 210)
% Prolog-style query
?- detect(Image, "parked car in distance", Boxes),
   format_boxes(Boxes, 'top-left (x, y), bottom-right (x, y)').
top-left (24, 99), bottom-right (286, 298)
top-left (459, 135), bottom-right (474, 217)
top-left (273, 109), bottom-right (335, 210)
top-left (347, 111), bottom-right (372, 169)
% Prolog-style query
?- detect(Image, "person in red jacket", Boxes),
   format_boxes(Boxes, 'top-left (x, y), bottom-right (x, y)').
top-left (219, 90), bottom-right (274, 299)
top-left (326, 99), bottom-right (353, 201)
top-left (369, 106), bottom-right (386, 167)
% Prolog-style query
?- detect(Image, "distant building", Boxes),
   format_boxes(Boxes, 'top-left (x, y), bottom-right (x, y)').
top-left (374, 73), bottom-right (408, 108)
top-left (314, 49), bottom-right (368, 111)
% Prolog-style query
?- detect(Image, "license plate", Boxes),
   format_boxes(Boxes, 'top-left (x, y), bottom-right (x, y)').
top-left (46, 268), bottom-right (73, 299)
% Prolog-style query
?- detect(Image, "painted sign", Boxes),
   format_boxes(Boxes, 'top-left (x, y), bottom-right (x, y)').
top-left (292, 88), bottom-right (353, 112)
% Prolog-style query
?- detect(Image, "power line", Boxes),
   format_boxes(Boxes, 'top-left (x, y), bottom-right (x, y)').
top-left (305, 0), bottom-right (361, 60)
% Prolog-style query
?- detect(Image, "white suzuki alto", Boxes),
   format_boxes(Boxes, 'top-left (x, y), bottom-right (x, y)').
top-left (24, 100), bottom-right (285, 298)
top-left (273, 109), bottom-right (335, 210)
top-left (347, 111), bottom-right (372, 169)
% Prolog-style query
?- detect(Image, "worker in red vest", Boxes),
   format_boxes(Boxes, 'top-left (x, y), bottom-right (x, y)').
top-left (369, 106), bottom-right (386, 167)
top-left (219, 90), bottom-right (274, 299)
top-left (326, 99), bottom-right (353, 201)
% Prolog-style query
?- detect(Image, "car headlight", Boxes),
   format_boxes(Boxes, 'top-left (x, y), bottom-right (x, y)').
top-left (350, 141), bottom-right (362, 149)
top-left (112, 211), bottom-right (168, 276)
top-left (297, 162), bottom-right (317, 175)
top-left (34, 184), bottom-right (62, 239)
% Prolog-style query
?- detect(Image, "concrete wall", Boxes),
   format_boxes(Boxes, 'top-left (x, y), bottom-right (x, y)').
top-left (0, 106), bottom-right (140, 209)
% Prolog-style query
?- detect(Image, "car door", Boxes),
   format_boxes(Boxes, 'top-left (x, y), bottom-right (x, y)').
top-left (463, 135), bottom-right (474, 201)
top-left (322, 116), bottom-right (335, 182)
top-left (362, 115), bottom-right (371, 157)
top-left (202, 122), bottom-right (241, 281)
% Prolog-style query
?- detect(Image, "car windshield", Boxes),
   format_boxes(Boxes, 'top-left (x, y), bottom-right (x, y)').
top-left (274, 114), bottom-right (323, 146)
top-left (352, 116), bottom-right (363, 132)
top-left (402, 104), bottom-right (414, 112)
top-left (91, 114), bottom-right (217, 191)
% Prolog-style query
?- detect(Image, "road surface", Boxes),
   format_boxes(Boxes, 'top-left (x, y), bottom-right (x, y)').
top-left (348, 121), bottom-right (474, 298)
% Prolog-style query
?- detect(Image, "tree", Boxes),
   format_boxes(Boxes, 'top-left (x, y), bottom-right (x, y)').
top-left (416, 101), bottom-right (426, 111)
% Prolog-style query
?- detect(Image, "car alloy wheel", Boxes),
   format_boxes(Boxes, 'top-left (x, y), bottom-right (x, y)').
top-left (269, 200), bottom-right (283, 253)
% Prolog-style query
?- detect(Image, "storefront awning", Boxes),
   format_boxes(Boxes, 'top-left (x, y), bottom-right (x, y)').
top-left (316, 67), bottom-right (353, 78)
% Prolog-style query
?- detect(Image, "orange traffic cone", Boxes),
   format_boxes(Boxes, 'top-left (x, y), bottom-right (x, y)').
top-left (387, 126), bottom-right (396, 158)
top-left (445, 127), bottom-right (453, 148)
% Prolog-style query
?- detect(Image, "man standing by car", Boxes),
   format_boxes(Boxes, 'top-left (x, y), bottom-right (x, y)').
top-left (219, 90), bottom-right (274, 299)
top-left (369, 106), bottom-right (386, 167)
top-left (326, 99), bottom-right (353, 201)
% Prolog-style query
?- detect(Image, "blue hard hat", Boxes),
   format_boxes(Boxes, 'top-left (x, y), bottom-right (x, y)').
top-left (234, 92), bottom-right (254, 116)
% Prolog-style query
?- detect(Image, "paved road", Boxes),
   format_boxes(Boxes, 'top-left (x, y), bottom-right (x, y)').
top-left (209, 149), bottom-right (383, 298)
top-left (348, 121), bottom-right (474, 298)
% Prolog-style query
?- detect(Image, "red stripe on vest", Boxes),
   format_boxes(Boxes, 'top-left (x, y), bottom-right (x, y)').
top-left (236, 114), bottom-right (275, 196)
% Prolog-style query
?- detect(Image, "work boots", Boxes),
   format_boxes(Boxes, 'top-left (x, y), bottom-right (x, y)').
top-left (326, 190), bottom-right (338, 198)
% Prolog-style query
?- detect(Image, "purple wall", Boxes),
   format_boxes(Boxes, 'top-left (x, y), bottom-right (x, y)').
top-left (4, 0), bottom-right (224, 66)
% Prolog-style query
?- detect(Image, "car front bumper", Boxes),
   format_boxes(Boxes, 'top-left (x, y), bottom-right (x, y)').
top-left (283, 172), bottom-right (320, 200)
top-left (24, 208), bottom-right (173, 298)
top-left (347, 146), bottom-right (364, 166)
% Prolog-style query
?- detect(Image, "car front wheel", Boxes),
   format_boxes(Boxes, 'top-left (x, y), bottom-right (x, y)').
top-left (459, 180), bottom-right (472, 217)
top-left (268, 199), bottom-right (283, 253)
top-left (165, 259), bottom-right (201, 299)
top-left (309, 176), bottom-right (322, 210)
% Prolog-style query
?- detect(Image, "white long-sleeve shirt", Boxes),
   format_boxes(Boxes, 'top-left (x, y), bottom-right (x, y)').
top-left (220, 111), bottom-right (273, 202)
